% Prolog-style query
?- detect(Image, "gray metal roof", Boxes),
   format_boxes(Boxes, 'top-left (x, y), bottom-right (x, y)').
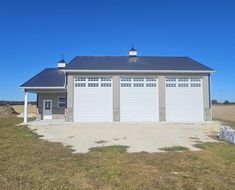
top-left (20, 68), bottom-right (65, 88)
top-left (65, 56), bottom-right (213, 71)
top-left (20, 56), bottom-right (213, 88)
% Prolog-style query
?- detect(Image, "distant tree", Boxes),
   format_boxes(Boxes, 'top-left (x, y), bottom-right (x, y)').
top-left (224, 100), bottom-right (230, 104)
top-left (212, 99), bottom-right (218, 104)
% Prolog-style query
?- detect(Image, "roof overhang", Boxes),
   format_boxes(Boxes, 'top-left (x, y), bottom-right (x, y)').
top-left (20, 86), bottom-right (66, 90)
top-left (63, 69), bottom-right (214, 74)
top-left (19, 86), bottom-right (67, 93)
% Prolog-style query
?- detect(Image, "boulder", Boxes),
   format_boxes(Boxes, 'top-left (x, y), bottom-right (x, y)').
top-left (219, 126), bottom-right (235, 144)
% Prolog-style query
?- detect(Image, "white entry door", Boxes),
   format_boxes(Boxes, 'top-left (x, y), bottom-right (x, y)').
top-left (120, 77), bottom-right (159, 122)
top-left (165, 77), bottom-right (203, 122)
top-left (74, 77), bottom-right (113, 122)
top-left (43, 100), bottom-right (52, 119)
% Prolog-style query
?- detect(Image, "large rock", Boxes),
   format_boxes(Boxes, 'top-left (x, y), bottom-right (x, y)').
top-left (0, 106), bottom-right (18, 118)
top-left (219, 126), bottom-right (235, 144)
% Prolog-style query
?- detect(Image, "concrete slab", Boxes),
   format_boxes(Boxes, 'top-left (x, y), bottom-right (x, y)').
top-left (28, 122), bottom-right (221, 153)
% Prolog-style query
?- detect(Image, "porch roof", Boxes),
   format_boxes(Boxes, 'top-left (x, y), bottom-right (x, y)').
top-left (20, 68), bottom-right (66, 89)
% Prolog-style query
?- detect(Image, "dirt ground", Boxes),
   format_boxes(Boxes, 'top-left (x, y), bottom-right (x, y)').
top-left (12, 105), bottom-right (37, 114)
top-left (0, 106), bottom-right (18, 118)
top-left (212, 105), bottom-right (235, 122)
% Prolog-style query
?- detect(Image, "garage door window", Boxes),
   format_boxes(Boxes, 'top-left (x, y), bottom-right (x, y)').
top-left (75, 77), bottom-right (86, 81)
top-left (121, 83), bottom-right (131, 87)
top-left (88, 77), bottom-right (99, 81)
top-left (191, 78), bottom-right (201, 82)
top-left (146, 78), bottom-right (157, 81)
top-left (166, 77), bottom-right (202, 88)
top-left (75, 83), bottom-right (86, 87)
top-left (191, 83), bottom-right (201, 87)
top-left (101, 77), bottom-right (111, 81)
top-left (166, 83), bottom-right (176, 87)
top-left (101, 83), bottom-right (111, 87)
top-left (88, 83), bottom-right (99, 87)
top-left (146, 83), bottom-right (157, 87)
top-left (178, 83), bottom-right (188, 87)
top-left (133, 78), bottom-right (144, 81)
top-left (166, 78), bottom-right (176, 82)
top-left (178, 78), bottom-right (189, 82)
top-left (134, 83), bottom-right (144, 87)
top-left (121, 77), bottom-right (132, 81)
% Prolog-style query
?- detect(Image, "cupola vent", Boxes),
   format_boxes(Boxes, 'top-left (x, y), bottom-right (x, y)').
top-left (57, 59), bottom-right (66, 68)
top-left (128, 47), bottom-right (137, 57)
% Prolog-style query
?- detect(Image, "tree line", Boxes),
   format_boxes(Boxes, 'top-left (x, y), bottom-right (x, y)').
top-left (212, 100), bottom-right (234, 105)
top-left (0, 101), bottom-right (37, 106)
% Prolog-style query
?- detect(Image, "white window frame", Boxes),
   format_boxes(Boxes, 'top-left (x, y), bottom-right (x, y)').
top-left (58, 96), bottom-right (67, 108)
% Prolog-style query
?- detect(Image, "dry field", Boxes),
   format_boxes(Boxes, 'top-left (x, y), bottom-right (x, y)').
top-left (213, 105), bottom-right (235, 123)
top-left (12, 105), bottom-right (37, 114)
top-left (11, 105), bottom-right (235, 120)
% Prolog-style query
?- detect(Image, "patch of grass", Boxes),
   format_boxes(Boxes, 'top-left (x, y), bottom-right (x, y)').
top-left (194, 142), bottom-right (214, 149)
top-left (0, 117), bottom-right (235, 189)
top-left (89, 145), bottom-right (128, 154)
top-left (160, 146), bottom-right (189, 152)
top-left (194, 143), bottom-right (206, 149)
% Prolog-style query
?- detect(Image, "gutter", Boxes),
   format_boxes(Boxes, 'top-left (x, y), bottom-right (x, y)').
top-left (62, 69), bottom-right (214, 74)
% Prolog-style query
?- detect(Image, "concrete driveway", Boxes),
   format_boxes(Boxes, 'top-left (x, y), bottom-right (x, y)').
top-left (28, 121), bottom-right (220, 153)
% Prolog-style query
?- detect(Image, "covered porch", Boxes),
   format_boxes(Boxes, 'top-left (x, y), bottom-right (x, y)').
top-left (22, 88), bottom-right (67, 123)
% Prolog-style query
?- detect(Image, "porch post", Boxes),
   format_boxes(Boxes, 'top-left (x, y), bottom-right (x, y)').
top-left (23, 90), bottom-right (28, 123)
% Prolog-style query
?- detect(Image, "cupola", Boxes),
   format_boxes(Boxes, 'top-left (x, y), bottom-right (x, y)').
top-left (57, 59), bottom-right (66, 68)
top-left (128, 47), bottom-right (137, 57)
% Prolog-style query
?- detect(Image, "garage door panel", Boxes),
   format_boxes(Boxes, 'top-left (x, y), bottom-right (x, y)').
top-left (74, 77), bottom-right (113, 122)
top-left (166, 78), bottom-right (203, 122)
top-left (120, 77), bottom-right (159, 122)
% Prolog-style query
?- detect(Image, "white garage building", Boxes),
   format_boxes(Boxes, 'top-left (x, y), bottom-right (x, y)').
top-left (20, 48), bottom-right (213, 123)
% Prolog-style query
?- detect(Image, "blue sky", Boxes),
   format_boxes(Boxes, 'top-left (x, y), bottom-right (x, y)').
top-left (0, 0), bottom-right (234, 102)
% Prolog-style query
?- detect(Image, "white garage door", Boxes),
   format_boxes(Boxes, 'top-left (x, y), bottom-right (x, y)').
top-left (120, 77), bottom-right (159, 122)
top-left (165, 77), bottom-right (203, 122)
top-left (74, 77), bottom-right (113, 122)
